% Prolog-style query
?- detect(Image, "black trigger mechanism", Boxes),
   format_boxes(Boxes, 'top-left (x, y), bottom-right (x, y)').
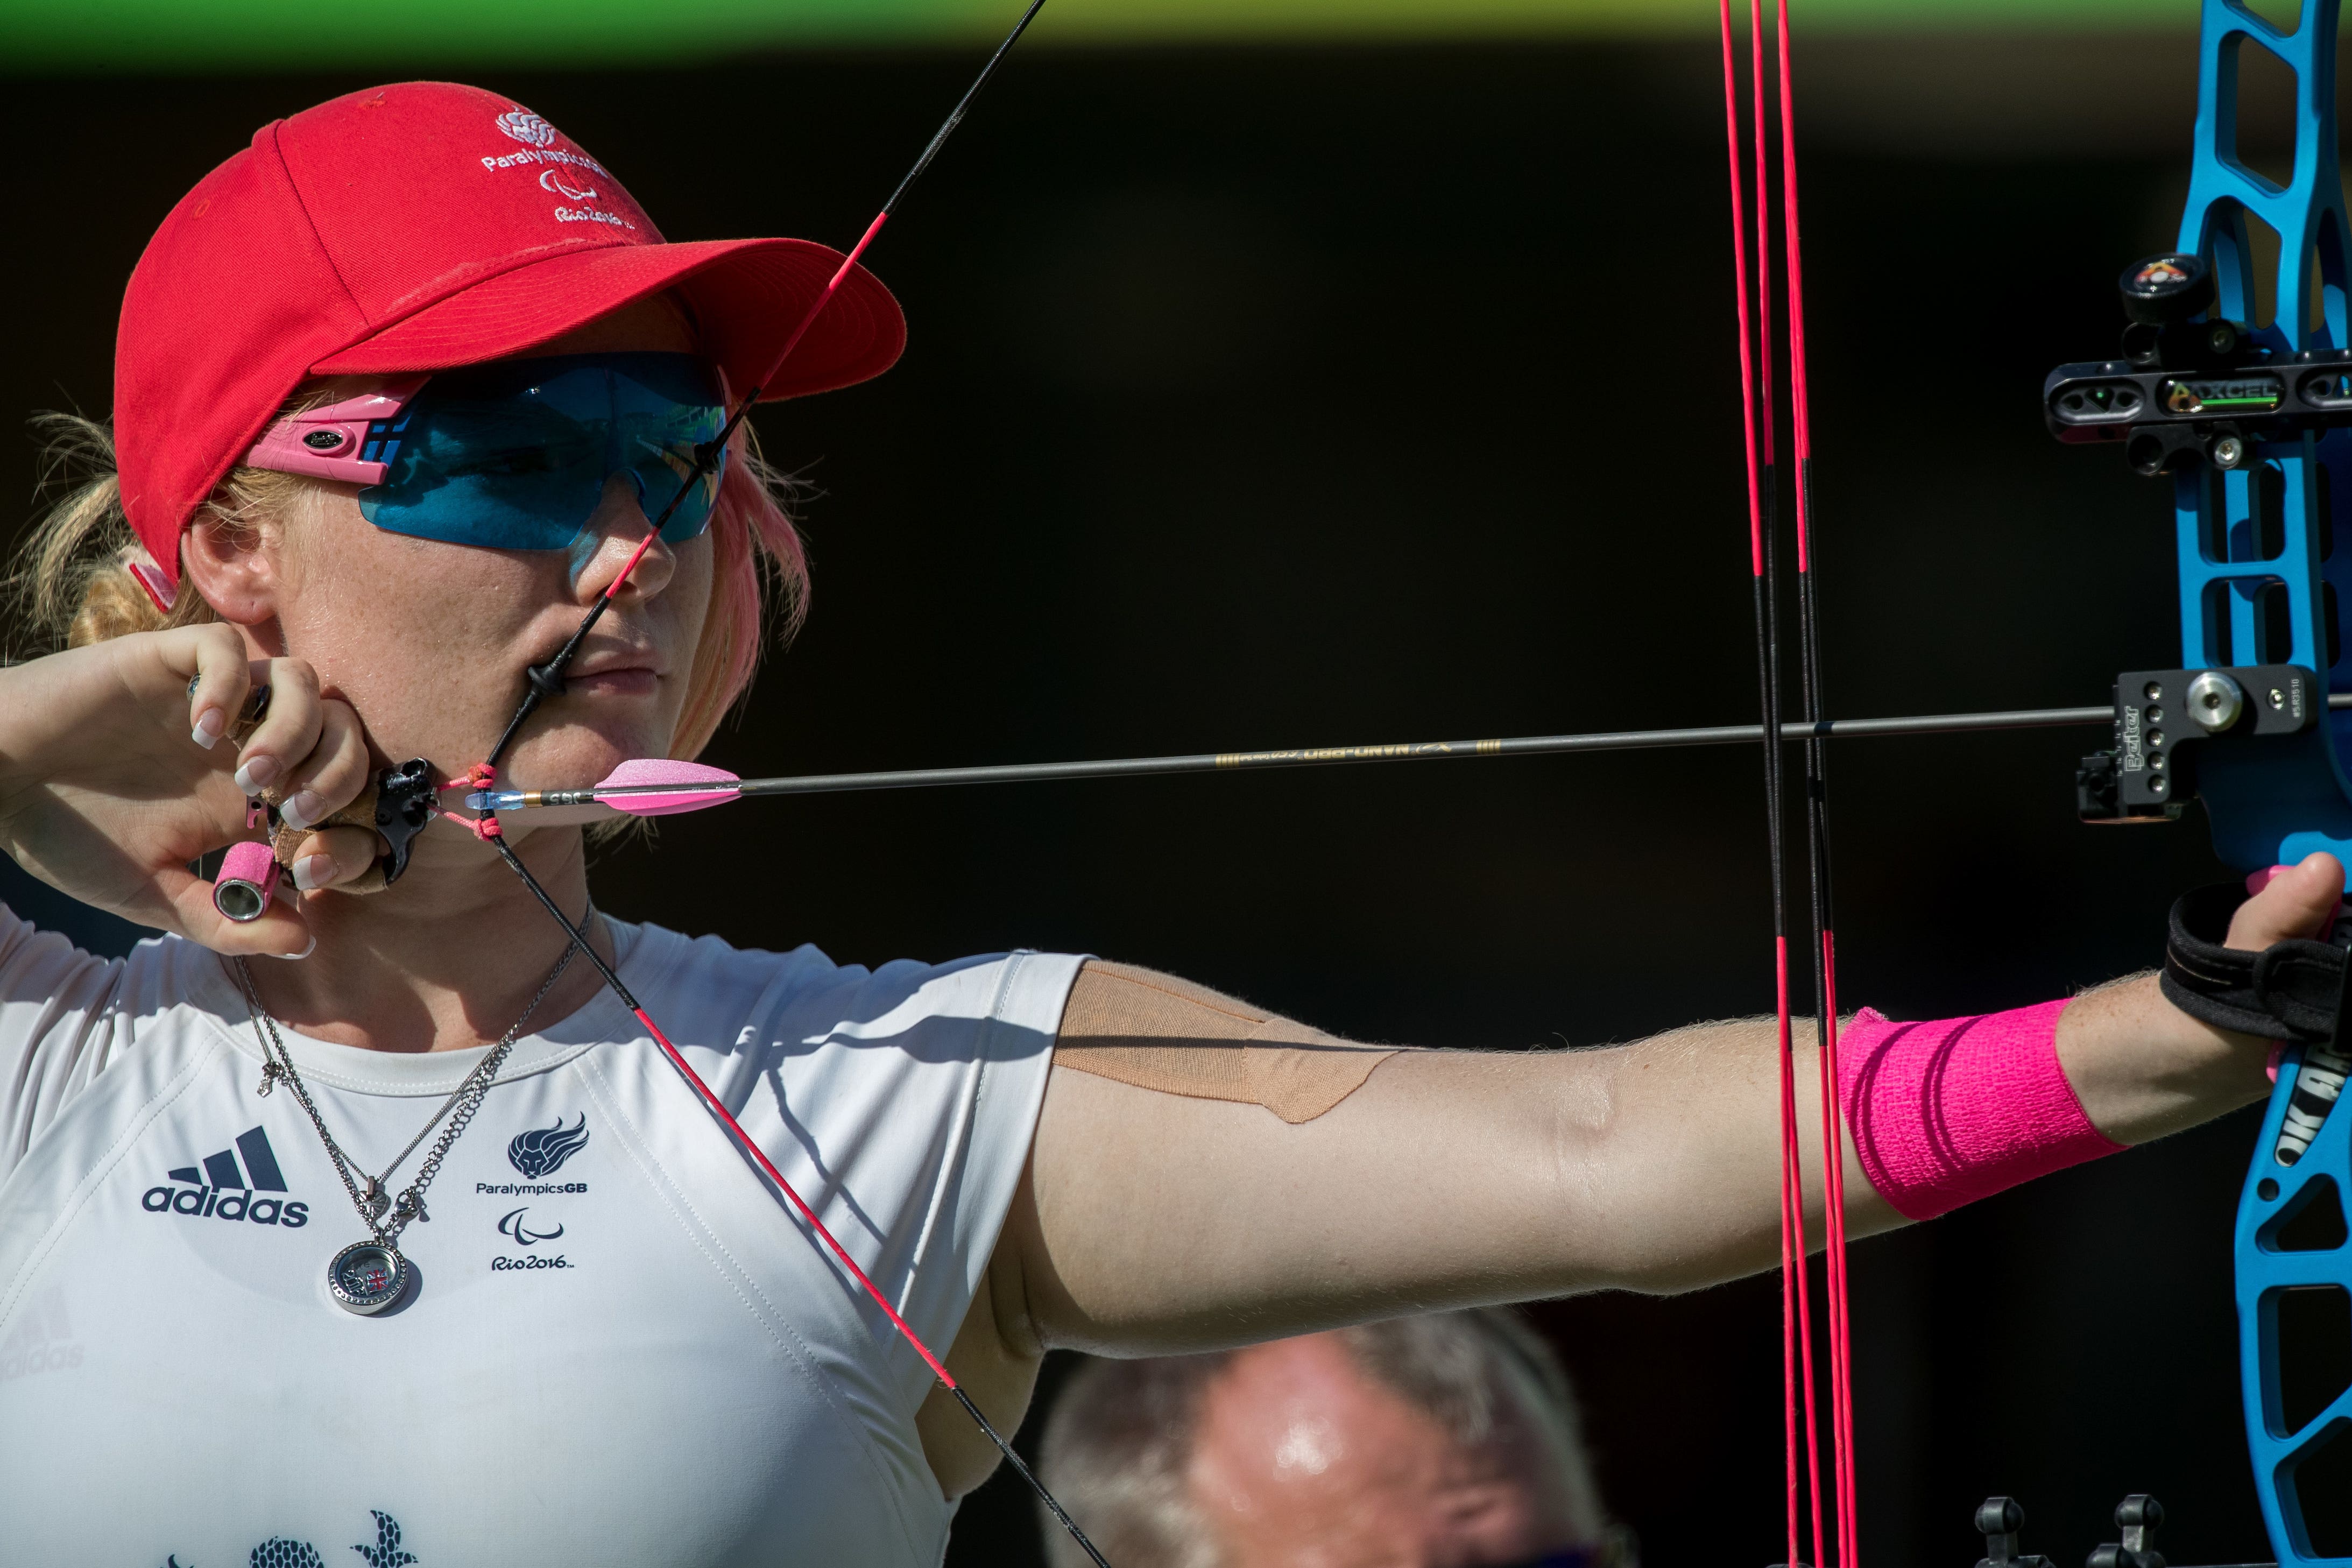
top-left (371, 758), bottom-right (438, 886)
top-left (258, 756), bottom-right (439, 891)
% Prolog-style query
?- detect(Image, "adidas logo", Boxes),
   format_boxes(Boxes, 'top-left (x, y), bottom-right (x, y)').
top-left (0, 1289), bottom-right (81, 1382)
top-left (142, 1125), bottom-right (309, 1227)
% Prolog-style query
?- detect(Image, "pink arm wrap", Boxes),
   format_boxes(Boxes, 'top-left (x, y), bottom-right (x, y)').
top-left (1836, 999), bottom-right (2123, 1221)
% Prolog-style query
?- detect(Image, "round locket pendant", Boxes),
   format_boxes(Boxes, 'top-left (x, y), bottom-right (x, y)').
top-left (327, 1239), bottom-right (411, 1315)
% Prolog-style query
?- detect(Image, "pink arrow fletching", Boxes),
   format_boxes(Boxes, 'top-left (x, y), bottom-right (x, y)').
top-left (593, 759), bottom-right (744, 817)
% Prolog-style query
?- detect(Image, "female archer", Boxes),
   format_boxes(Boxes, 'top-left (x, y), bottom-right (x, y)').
top-left (0, 83), bottom-right (2327, 1568)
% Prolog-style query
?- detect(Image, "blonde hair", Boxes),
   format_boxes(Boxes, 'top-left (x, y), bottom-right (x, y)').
top-left (6, 408), bottom-right (810, 765)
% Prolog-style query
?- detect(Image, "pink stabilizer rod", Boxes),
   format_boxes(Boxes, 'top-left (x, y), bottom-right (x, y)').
top-left (243, 377), bottom-right (428, 489)
top-left (213, 839), bottom-right (281, 923)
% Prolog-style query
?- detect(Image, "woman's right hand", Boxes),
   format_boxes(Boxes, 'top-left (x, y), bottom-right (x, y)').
top-left (0, 623), bottom-right (382, 955)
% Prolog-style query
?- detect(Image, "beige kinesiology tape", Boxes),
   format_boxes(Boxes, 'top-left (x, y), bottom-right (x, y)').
top-left (1054, 960), bottom-right (1401, 1124)
top-left (262, 779), bottom-right (394, 895)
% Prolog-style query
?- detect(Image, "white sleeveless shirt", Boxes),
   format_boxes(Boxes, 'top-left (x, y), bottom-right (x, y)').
top-left (0, 906), bottom-right (1077, 1567)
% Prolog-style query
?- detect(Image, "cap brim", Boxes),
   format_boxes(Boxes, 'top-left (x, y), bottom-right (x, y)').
top-left (312, 236), bottom-right (904, 402)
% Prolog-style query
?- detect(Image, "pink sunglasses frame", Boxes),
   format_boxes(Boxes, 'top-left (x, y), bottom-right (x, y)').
top-left (242, 376), bottom-right (429, 488)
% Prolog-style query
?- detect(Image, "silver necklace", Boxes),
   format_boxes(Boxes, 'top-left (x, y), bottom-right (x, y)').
top-left (230, 936), bottom-right (580, 1315)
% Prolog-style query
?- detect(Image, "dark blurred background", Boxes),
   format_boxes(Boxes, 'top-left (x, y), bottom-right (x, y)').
top-left (0, 28), bottom-right (2307, 1568)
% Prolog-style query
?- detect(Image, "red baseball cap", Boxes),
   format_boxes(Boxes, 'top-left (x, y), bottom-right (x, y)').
top-left (115, 81), bottom-right (907, 589)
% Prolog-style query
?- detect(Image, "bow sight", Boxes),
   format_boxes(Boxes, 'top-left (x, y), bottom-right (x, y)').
top-left (2057, 248), bottom-right (2352, 856)
top-left (2047, 253), bottom-right (2352, 482)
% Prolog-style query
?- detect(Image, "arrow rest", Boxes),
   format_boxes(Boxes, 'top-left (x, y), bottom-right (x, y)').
top-left (2078, 667), bottom-right (2323, 823)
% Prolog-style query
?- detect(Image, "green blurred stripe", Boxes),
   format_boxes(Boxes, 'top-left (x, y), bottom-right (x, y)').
top-left (0, 0), bottom-right (2203, 70)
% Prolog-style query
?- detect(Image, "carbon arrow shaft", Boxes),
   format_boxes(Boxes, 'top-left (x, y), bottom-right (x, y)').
top-left (474, 695), bottom-right (2308, 811)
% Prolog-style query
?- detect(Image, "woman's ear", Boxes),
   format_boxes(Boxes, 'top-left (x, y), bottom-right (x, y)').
top-left (179, 508), bottom-right (284, 634)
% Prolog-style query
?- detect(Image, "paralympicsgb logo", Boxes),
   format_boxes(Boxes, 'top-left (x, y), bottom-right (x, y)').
top-left (477, 104), bottom-right (631, 231)
top-left (496, 109), bottom-right (557, 147)
top-left (507, 1114), bottom-right (590, 1177)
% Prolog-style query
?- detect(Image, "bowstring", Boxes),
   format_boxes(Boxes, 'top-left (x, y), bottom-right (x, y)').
top-left (467, 3), bottom-right (1110, 1558)
top-left (1723, 2), bottom-right (1851, 1566)
top-left (1771, 0), bottom-right (1861, 1562)
top-left (488, 836), bottom-right (1111, 1567)
top-left (1716, 8), bottom-right (1814, 1568)
top-left (1754, 1), bottom-right (1838, 1553)
top-left (462, 2), bottom-right (1862, 1557)
top-left (1718, 3), bottom-right (1775, 1558)
top-left (481, 0), bottom-right (1053, 774)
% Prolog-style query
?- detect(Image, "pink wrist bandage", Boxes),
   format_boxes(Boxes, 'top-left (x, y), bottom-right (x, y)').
top-left (1837, 999), bottom-right (2123, 1221)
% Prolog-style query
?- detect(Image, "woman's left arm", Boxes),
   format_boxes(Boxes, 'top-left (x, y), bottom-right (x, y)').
top-left (998, 857), bottom-right (2339, 1359)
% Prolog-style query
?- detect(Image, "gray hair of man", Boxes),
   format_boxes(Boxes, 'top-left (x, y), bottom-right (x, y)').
top-left (1035, 1308), bottom-right (1620, 1568)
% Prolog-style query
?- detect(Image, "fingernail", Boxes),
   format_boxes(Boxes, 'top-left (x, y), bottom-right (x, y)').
top-left (291, 854), bottom-right (334, 892)
top-left (284, 933), bottom-right (316, 960)
top-left (233, 756), bottom-right (280, 795)
top-left (280, 790), bottom-right (324, 832)
top-left (190, 708), bottom-right (225, 750)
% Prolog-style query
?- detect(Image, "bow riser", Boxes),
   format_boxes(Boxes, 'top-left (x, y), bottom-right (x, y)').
top-left (2173, 0), bottom-right (2352, 872)
top-left (2176, 3), bottom-right (2352, 1562)
top-left (2051, 3), bottom-right (2352, 1561)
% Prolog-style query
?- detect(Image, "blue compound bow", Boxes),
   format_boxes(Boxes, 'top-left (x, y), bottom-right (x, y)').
top-left (2048, 2), bottom-right (2352, 1563)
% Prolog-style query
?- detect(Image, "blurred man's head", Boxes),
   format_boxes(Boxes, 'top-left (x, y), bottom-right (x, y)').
top-left (1039, 1309), bottom-right (1628, 1568)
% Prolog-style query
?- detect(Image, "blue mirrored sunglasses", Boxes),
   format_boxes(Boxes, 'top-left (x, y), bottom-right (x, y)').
top-left (246, 351), bottom-right (729, 553)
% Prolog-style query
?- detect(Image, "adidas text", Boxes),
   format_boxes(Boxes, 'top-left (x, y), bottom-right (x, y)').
top-left (142, 1186), bottom-right (308, 1227)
